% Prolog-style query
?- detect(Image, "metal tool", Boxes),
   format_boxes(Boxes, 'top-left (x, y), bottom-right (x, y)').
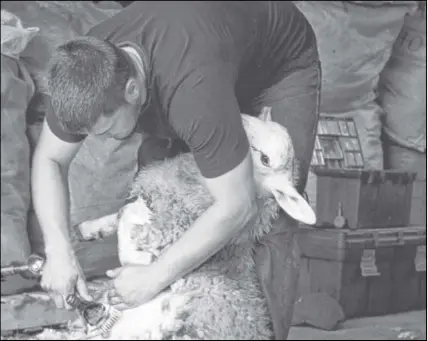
top-left (66, 293), bottom-right (122, 338)
top-left (0, 253), bottom-right (45, 280)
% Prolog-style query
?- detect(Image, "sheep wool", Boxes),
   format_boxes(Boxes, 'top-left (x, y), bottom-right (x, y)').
top-left (108, 111), bottom-right (315, 339)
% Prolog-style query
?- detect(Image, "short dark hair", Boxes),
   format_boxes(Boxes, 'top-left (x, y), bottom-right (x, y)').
top-left (48, 36), bottom-right (136, 134)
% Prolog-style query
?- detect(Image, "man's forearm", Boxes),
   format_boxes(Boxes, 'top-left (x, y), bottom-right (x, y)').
top-left (154, 202), bottom-right (256, 288)
top-left (31, 158), bottom-right (74, 257)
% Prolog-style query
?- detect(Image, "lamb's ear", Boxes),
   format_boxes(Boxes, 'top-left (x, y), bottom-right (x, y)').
top-left (271, 182), bottom-right (316, 226)
top-left (258, 106), bottom-right (272, 122)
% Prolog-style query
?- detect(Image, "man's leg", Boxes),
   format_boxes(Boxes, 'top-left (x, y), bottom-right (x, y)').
top-left (250, 60), bottom-right (321, 339)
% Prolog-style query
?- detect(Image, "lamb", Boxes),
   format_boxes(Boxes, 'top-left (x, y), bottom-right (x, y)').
top-left (73, 107), bottom-right (317, 340)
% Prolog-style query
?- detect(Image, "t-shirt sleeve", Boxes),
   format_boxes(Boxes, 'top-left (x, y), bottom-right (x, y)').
top-left (168, 67), bottom-right (249, 179)
top-left (45, 98), bottom-right (87, 143)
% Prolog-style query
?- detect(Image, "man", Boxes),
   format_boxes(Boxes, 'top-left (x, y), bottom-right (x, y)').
top-left (31, 1), bottom-right (320, 338)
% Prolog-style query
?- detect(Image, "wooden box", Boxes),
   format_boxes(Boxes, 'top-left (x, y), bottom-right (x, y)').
top-left (297, 226), bottom-right (427, 319)
top-left (410, 179), bottom-right (427, 226)
top-left (312, 168), bottom-right (416, 229)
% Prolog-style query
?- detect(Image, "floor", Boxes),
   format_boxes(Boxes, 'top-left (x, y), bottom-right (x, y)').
top-left (2, 310), bottom-right (426, 340)
top-left (288, 310), bottom-right (427, 340)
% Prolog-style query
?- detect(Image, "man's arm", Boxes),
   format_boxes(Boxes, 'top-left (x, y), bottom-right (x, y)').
top-left (150, 66), bottom-right (258, 289)
top-left (154, 150), bottom-right (258, 287)
top-left (31, 118), bottom-right (83, 258)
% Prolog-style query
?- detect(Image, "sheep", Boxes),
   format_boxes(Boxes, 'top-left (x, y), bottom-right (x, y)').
top-left (67, 107), bottom-right (317, 340)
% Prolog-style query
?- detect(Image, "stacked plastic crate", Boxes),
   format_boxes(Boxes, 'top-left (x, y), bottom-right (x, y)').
top-left (298, 115), bottom-right (426, 318)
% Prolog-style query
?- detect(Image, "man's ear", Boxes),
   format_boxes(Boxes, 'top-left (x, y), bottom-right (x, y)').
top-left (124, 78), bottom-right (144, 105)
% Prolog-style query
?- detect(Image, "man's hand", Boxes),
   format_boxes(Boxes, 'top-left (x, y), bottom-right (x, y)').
top-left (41, 252), bottom-right (92, 309)
top-left (106, 264), bottom-right (165, 307)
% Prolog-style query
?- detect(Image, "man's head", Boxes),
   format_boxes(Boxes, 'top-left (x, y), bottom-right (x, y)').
top-left (48, 36), bottom-right (147, 140)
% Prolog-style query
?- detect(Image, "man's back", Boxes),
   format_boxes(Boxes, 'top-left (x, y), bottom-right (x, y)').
top-left (88, 1), bottom-right (316, 113)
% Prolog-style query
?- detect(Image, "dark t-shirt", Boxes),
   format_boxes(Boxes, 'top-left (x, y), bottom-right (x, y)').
top-left (46, 1), bottom-right (317, 178)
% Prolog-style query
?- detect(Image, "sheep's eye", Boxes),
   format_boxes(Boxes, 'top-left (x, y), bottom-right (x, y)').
top-left (260, 153), bottom-right (270, 166)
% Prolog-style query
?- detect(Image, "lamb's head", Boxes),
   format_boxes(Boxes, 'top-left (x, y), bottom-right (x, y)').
top-left (242, 107), bottom-right (316, 226)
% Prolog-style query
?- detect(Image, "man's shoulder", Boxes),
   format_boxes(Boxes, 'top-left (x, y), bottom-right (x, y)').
top-left (85, 2), bottom-right (152, 40)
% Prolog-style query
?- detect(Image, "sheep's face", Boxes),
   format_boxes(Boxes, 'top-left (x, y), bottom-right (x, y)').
top-left (242, 108), bottom-right (316, 225)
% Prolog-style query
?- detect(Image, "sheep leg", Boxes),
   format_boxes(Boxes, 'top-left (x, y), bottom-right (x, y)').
top-left (117, 197), bottom-right (159, 266)
top-left (76, 212), bottom-right (119, 241)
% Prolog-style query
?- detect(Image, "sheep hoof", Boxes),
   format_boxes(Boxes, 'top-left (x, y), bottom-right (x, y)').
top-left (77, 213), bottom-right (118, 241)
